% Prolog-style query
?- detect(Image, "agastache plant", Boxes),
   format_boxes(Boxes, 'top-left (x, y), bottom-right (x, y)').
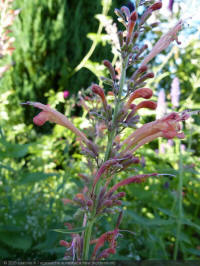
top-left (22, 1), bottom-right (192, 261)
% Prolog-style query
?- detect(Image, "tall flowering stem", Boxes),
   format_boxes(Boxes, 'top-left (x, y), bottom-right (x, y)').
top-left (83, 56), bottom-right (129, 261)
top-left (22, 1), bottom-right (191, 261)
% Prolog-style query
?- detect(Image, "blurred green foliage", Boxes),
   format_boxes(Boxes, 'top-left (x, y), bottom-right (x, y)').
top-left (0, 0), bottom-right (200, 261)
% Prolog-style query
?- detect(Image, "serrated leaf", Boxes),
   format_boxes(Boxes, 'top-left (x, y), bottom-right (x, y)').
top-left (52, 227), bottom-right (86, 234)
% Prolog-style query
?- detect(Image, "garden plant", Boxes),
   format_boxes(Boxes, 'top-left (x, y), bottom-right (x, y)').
top-left (20, 0), bottom-right (198, 261)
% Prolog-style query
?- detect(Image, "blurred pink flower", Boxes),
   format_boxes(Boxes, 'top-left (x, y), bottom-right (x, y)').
top-left (170, 77), bottom-right (180, 108)
top-left (63, 90), bottom-right (69, 99)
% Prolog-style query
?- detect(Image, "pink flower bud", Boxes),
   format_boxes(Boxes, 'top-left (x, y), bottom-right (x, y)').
top-left (92, 84), bottom-right (108, 111)
top-left (103, 60), bottom-right (116, 80)
top-left (104, 200), bottom-right (113, 207)
top-left (149, 2), bottom-right (162, 11)
top-left (87, 200), bottom-right (93, 207)
top-left (125, 88), bottom-right (153, 110)
top-left (114, 200), bottom-right (122, 206)
top-left (63, 90), bottom-right (69, 99)
top-left (135, 100), bottom-right (157, 111)
top-left (130, 11), bottom-right (138, 22)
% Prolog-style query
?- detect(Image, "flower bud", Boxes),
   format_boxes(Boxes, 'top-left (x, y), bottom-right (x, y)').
top-left (118, 31), bottom-right (124, 47)
top-left (114, 8), bottom-right (124, 20)
top-left (135, 72), bottom-right (154, 85)
top-left (135, 100), bottom-right (157, 111)
top-left (130, 11), bottom-right (137, 22)
top-left (111, 192), bottom-right (126, 200)
top-left (120, 6), bottom-right (130, 20)
top-left (149, 2), bottom-right (162, 11)
top-left (92, 84), bottom-right (108, 111)
top-left (87, 200), bottom-right (93, 207)
top-left (104, 200), bottom-right (113, 207)
top-left (130, 65), bottom-right (148, 81)
top-left (125, 88), bottom-right (153, 110)
top-left (114, 200), bottom-right (122, 206)
top-left (135, 44), bottom-right (148, 60)
top-left (103, 60), bottom-right (116, 80)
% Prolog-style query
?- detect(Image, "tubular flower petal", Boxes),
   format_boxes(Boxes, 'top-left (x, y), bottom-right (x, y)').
top-left (121, 112), bottom-right (188, 153)
top-left (92, 84), bottom-right (108, 111)
top-left (148, 2), bottom-right (162, 11)
top-left (22, 101), bottom-right (90, 146)
top-left (107, 173), bottom-right (158, 196)
top-left (126, 11), bottom-right (138, 44)
top-left (134, 100), bottom-right (157, 112)
top-left (124, 88), bottom-right (153, 111)
top-left (141, 20), bottom-right (183, 67)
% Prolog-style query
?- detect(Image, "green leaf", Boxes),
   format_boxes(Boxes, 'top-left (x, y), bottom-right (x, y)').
top-left (84, 60), bottom-right (105, 78)
top-left (0, 139), bottom-right (29, 159)
top-left (0, 225), bottom-right (23, 232)
top-left (18, 172), bottom-right (59, 185)
top-left (87, 33), bottom-right (109, 44)
top-left (52, 227), bottom-right (86, 234)
top-left (127, 211), bottom-right (174, 227)
top-left (0, 163), bottom-right (15, 172)
top-left (182, 218), bottom-right (200, 231)
top-left (0, 232), bottom-right (32, 251)
top-left (185, 248), bottom-right (200, 256)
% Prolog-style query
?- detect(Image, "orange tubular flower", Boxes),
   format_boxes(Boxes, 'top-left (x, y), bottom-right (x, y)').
top-left (140, 20), bottom-right (183, 67)
top-left (134, 100), bottom-right (157, 112)
top-left (121, 112), bottom-right (188, 154)
top-left (124, 88), bottom-right (153, 111)
top-left (92, 84), bottom-right (108, 111)
top-left (126, 11), bottom-right (138, 45)
top-left (22, 101), bottom-right (90, 146)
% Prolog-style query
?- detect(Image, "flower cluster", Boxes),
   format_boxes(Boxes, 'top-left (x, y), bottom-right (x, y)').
top-left (22, 0), bottom-right (189, 261)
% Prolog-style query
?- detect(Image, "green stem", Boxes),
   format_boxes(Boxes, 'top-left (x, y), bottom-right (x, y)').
top-left (82, 219), bottom-right (94, 260)
top-left (68, 2), bottom-right (111, 79)
top-left (173, 141), bottom-right (183, 260)
top-left (82, 56), bottom-right (128, 260)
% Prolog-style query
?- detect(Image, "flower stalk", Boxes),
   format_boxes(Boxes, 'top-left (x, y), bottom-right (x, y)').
top-left (22, 1), bottom-right (191, 261)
